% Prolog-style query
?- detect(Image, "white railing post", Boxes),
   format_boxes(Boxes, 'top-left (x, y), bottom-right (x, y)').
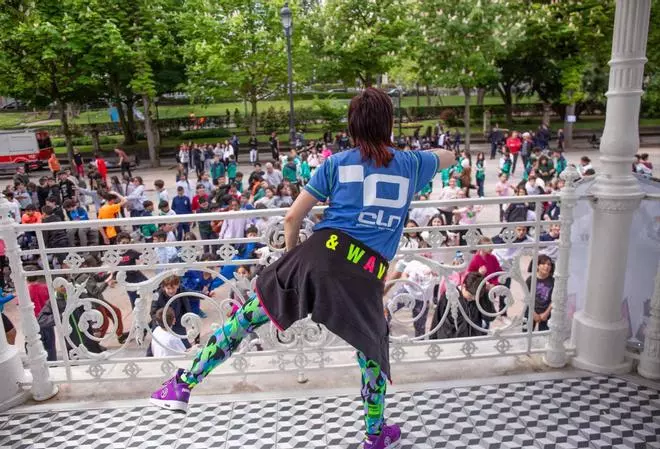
top-left (0, 198), bottom-right (58, 401)
top-left (544, 165), bottom-right (580, 368)
top-left (638, 264), bottom-right (660, 379)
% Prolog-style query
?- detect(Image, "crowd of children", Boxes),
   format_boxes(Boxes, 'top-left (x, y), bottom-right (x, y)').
top-left (4, 125), bottom-right (641, 358)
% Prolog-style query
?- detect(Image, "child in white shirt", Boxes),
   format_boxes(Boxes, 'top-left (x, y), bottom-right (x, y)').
top-left (151, 307), bottom-right (186, 357)
top-left (154, 179), bottom-right (169, 204)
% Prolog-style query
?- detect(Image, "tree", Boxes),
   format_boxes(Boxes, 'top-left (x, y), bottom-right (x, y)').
top-left (91, 0), bottom-right (185, 166)
top-left (418, 0), bottom-right (515, 150)
top-left (180, 0), bottom-right (290, 137)
top-left (643, 0), bottom-right (660, 116)
top-left (0, 1), bottom-right (112, 163)
top-left (517, 0), bottom-right (613, 144)
top-left (302, 0), bottom-right (408, 87)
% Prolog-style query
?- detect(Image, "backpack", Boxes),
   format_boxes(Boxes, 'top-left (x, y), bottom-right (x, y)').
top-left (505, 203), bottom-right (528, 222)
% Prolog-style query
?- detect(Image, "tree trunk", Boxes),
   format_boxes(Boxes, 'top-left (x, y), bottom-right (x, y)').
top-left (476, 88), bottom-right (486, 106)
top-left (125, 98), bottom-right (137, 144)
top-left (483, 110), bottom-right (492, 137)
top-left (142, 95), bottom-right (160, 168)
top-left (58, 101), bottom-right (75, 164)
top-left (564, 103), bottom-right (576, 150)
top-left (90, 126), bottom-right (101, 152)
top-left (542, 102), bottom-right (552, 126)
top-left (250, 95), bottom-right (258, 136)
top-left (66, 103), bottom-right (74, 121)
top-left (115, 101), bottom-right (135, 146)
top-left (416, 83), bottom-right (420, 108)
top-left (463, 86), bottom-right (471, 151)
top-left (497, 83), bottom-right (514, 128)
top-left (426, 84), bottom-right (432, 106)
top-left (505, 96), bottom-right (513, 129)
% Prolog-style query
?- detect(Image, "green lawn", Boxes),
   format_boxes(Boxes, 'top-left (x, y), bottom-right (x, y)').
top-left (0, 111), bottom-right (52, 128)
top-left (1, 94), bottom-right (541, 128)
top-left (76, 95), bottom-right (538, 123)
top-left (51, 114), bottom-right (660, 157)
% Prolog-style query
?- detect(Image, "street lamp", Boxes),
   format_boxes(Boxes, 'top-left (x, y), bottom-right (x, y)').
top-left (280, 2), bottom-right (295, 147)
top-left (397, 86), bottom-right (403, 138)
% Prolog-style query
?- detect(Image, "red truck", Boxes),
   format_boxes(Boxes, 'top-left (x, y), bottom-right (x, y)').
top-left (0, 130), bottom-right (54, 172)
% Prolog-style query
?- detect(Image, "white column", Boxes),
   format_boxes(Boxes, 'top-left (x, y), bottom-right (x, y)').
top-left (0, 291), bottom-right (30, 412)
top-left (638, 264), bottom-right (660, 379)
top-left (0, 200), bottom-right (30, 411)
top-left (571, 0), bottom-right (651, 374)
top-left (0, 198), bottom-right (58, 402)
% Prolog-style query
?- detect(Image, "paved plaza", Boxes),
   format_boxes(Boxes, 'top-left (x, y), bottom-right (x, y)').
top-left (1, 372), bottom-right (658, 449)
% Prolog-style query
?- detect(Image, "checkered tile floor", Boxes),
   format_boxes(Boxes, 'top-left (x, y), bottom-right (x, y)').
top-left (1, 375), bottom-right (658, 448)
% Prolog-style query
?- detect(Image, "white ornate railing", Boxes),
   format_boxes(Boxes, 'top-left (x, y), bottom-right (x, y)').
top-left (0, 166), bottom-right (603, 397)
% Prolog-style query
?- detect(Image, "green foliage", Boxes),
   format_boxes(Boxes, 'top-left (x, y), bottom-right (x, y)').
top-left (643, 75), bottom-right (660, 118)
top-left (294, 106), bottom-right (316, 131)
top-left (179, 0), bottom-right (290, 133)
top-left (301, 0), bottom-right (408, 86)
top-left (644, 0), bottom-right (660, 116)
top-left (417, 0), bottom-right (512, 91)
top-left (52, 135), bottom-right (124, 148)
top-left (0, 0), bottom-right (113, 160)
top-left (313, 98), bottom-right (347, 131)
top-left (509, 0), bottom-right (613, 107)
top-left (179, 128), bottom-right (232, 140)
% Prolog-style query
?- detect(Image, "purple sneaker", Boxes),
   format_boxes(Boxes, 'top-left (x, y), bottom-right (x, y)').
top-left (149, 368), bottom-right (190, 412)
top-left (363, 423), bottom-right (402, 449)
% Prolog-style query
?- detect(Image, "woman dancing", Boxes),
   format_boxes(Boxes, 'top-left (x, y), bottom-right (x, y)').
top-left (150, 87), bottom-right (455, 449)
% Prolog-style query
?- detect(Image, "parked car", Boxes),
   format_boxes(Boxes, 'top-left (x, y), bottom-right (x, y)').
top-left (387, 88), bottom-right (406, 97)
top-left (1, 101), bottom-right (23, 110)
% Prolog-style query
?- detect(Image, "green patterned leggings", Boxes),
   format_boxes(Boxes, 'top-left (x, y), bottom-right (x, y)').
top-left (180, 294), bottom-right (388, 436)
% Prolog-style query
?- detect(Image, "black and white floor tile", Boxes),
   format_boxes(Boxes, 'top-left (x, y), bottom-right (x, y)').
top-left (0, 375), bottom-right (658, 449)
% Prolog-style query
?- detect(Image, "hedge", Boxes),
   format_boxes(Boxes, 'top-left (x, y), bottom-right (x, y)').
top-left (32, 102), bottom-right (616, 140)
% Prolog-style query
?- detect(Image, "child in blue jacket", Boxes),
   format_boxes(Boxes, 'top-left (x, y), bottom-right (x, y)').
top-left (181, 253), bottom-right (223, 318)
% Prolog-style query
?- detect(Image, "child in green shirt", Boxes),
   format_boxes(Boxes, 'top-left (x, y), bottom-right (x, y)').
top-left (475, 152), bottom-right (485, 197)
top-left (440, 167), bottom-right (453, 187)
top-left (140, 200), bottom-right (158, 243)
top-left (499, 149), bottom-right (512, 176)
top-left (233, 172), bottom-right (244, 193)
top-left (300, 154), bottom-right (311, 185)
top-left (226, 155), bottom-right (237, 183)
top-left (282, 156), bottom-right (298, 184)
top-left (210, 155), bottom-right (225, 183)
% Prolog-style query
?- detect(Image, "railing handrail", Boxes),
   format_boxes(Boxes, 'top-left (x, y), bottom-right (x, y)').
top-left (15, 194), bottom-right (562, 231)
top-left (17, 191), bottom-right (657, 231)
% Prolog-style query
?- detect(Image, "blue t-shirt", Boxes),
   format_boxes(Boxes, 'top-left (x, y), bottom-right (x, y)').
top-left (305, 148), bottom-right (439, 260)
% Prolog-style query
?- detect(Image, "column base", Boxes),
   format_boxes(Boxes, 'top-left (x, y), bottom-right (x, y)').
top-left (638, 362), bottom-right (660, 380)
top-left (20, 369), bottom-right (60, 402)
top-left (638, 338), bottom-right (660, 380)
top-left (0, 347), bottom-right (30, 412)
top-left (571, 311), bottom-right (632, 374)
top-left (543, 350), bottom-right (569, 369)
